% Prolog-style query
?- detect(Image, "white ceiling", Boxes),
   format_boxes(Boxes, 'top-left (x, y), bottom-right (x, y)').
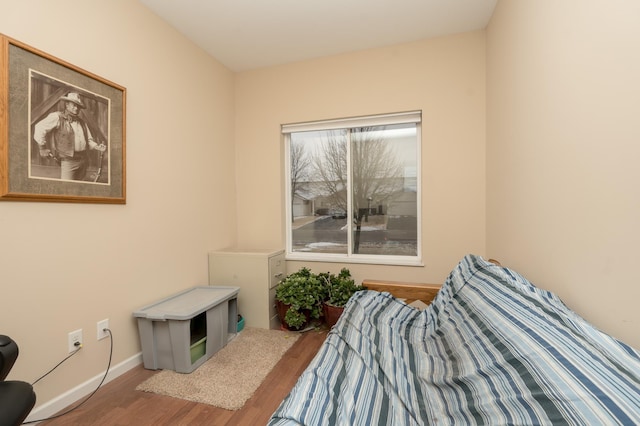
top-left (139, 0), bottom-right (498, 72)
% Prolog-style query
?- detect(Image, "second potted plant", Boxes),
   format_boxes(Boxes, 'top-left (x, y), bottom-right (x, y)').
top-left (320, 268), bottom-right (364, 328)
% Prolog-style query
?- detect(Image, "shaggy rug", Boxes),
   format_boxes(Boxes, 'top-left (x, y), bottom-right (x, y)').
top-left (136, 327), bottom-right (299, 410)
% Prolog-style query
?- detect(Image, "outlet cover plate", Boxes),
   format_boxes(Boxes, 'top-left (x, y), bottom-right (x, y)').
top-left (68, 329), bottom-right (83, 353)
top-left (97, 319), bottom-right (109, 340)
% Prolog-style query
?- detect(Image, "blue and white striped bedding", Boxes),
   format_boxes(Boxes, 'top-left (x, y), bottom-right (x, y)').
top-left (268, 254), bottom-right (640, 425)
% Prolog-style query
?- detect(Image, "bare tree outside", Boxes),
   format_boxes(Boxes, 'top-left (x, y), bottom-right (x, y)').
top-left (307, 127), bottom-right (404, 214)
top-left (310, 130), bottom-right (348, 214)
top-left (290, 140), bottom-right (310, 222)
top-left (350, 127), bottom-right (404, 216)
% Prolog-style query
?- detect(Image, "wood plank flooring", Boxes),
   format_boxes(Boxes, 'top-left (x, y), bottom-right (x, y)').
top-left (38, 328), bottom-right (328, 426)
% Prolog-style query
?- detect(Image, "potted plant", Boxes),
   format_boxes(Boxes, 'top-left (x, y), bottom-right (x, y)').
top-left (320, 268), bottom-right (364, 328)
top-left (275, 267), bottom-right (328, 330)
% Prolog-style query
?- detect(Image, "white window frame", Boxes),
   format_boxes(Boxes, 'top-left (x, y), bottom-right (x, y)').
top-left (283, 111), bottom-right (422, 266)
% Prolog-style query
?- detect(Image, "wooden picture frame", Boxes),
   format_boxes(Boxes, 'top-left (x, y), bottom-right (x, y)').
top-left (0, 34), bottom-right (126, 203)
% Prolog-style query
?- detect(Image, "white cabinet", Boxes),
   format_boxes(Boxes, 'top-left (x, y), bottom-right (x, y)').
top-left (208, 249), bottom-right (285, 329)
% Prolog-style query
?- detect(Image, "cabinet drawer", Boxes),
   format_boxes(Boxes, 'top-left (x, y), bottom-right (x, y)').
top-left (269, 253), bottom-right (286, 288)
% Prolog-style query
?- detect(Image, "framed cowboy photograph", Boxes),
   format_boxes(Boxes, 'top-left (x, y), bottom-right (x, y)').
top-left (0, 34), bottom-right (126, 203)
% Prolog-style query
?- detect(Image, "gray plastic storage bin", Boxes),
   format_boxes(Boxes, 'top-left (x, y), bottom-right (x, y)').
top-left (133, 286), bottom-right (239, 373)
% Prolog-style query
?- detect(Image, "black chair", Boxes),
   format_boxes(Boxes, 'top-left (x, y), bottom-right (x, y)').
top-left (0, 335), bottom-right (36, 426)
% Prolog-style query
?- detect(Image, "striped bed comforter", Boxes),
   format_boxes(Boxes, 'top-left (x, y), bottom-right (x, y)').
top-left (268, 254), bottom-right (640, 425)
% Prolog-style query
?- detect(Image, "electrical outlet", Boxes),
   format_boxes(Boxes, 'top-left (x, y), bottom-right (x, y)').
top-left (68, 329), bottom-right (83, 353)
top-left (97, 319), bottom-right (109, 340)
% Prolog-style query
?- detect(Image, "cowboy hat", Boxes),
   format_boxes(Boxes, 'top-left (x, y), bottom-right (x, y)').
top-left (59, 92), bottom-right (85, 108)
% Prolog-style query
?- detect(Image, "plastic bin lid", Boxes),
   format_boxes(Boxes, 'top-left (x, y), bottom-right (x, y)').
top-left (133, 286), bottom-right (239, 320)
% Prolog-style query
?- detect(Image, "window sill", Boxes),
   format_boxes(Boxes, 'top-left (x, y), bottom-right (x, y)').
top-left (285, 252), bottom-right (424, 267)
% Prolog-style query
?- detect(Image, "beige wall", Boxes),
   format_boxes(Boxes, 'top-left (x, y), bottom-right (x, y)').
top-left (0, 0), bottom-right (237, 410)
top-left (487, 0), bottom-right (640, 348)
top-left (235, 31), bottom-right (487, 283)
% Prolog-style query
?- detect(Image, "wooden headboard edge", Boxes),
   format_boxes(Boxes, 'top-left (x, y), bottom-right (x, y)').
top-left (362, 279), bottom-right (441, 305)
top-left (362, 258), bottom-right (500, 306)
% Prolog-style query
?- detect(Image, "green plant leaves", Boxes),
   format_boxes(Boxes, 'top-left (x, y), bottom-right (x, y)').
top-left (275, 267), bottom-right (365, 328)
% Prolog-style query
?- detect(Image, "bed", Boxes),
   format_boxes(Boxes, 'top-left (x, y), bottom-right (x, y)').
top-left (268, 254), bottom-right (640, 425)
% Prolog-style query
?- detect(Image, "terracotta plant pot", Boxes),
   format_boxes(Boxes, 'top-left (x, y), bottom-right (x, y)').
top-left (323, 303), bottom-right (345, 328)
top-left (276, 300), bottom-right (311, 330)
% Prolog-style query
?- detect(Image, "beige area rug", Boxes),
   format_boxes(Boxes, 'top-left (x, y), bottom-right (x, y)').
top-left (136, 327), bottom-right (300, 410)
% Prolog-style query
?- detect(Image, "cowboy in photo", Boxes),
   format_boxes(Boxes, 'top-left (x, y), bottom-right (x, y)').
top-left (33, 92), bottom-right (107, 181)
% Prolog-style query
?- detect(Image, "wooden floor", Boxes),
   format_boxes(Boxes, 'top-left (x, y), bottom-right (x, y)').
top-left (39, 329), bottom-right (328, 426)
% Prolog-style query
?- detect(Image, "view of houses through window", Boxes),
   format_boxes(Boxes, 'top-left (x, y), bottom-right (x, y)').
top-left (284, 112), bottom-right (421, 264)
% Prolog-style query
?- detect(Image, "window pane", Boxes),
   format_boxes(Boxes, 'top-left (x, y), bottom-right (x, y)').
top-left (351, 124), bottom-right (418, 256)
top-left (290, 130), bottom-right (348, 254)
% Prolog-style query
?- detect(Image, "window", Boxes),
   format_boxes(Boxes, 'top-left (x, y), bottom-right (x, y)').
top-left (283, 111), bottom-right (421, 265)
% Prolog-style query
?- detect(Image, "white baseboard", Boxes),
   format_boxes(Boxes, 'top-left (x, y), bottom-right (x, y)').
top-left (25, 352), bottom-right (143, 424)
